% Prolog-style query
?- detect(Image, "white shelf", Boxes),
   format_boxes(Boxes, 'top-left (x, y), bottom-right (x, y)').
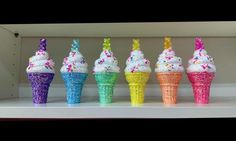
top-left (2, 22), bottom-right (236, 37)
top-left (0, 96), bottom-right (236, 119)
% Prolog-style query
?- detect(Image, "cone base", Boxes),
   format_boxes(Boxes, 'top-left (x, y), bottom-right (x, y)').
top-left (61, 73), bottom-right (88, 104)
top-left (97, 84), bottom-right (114, 105)
top-left (32, 88), bottom-right (48, 104)
top-left (125, 72), bottom-right (150, 106)
top-left (192, 84), bottom-right (210, 104)
top-left (94, 73), bottom-right (118, 105)
top-left (187, 72), bottom-right (215, 104)
top-left (65, 84), bottom-right (84, 104)
top-left (156, 72), bottom-right (182, 105)
top-left (160, 85), bottom-right (178, 105)
top-left (27, 73), bottom-right (54, 104)
top-left (129, 84), bottom-right (145, 106)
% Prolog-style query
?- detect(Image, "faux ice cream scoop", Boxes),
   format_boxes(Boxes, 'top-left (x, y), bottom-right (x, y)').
top-left (155, 37), bottom-right (184, 72)
top-left (26, 38), bottom-right (55, 73)
top-left (93, 38), bottom-right (120, 73)
top-left (124, 39), bottom-right (151, 73)
top-left (187, 38), bottom-right (216, 73)
top-left (60, 39), bottom-right (88, 73)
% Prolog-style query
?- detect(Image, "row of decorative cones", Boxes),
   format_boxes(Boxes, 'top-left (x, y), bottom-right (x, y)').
top-left (27, 71), bottom-right (214, 105)
top-left (125, 71), bottom-right (214, 106)
top-left (27, 38), bottom-right (215, 105)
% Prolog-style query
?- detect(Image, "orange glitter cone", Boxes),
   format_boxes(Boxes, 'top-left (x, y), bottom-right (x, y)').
top-left (156, 72), bottom-right (182, 105)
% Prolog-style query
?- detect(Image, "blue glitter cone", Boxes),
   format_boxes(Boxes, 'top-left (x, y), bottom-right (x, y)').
top-left (61, 73), bottom-right (88, 104)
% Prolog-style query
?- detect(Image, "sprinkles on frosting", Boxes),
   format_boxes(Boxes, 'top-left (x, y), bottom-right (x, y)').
top-left (26, 38), bottom-right (55, 73)
top-left (93, 38), bottom-right (120, 73)
top-left (125, 39), bottom-right (151, 73)
top-left (155, 37), bottom-right (184, 72)
top-left (60, 39), bottom-right (88, 73)
top-left (187, 38), bottom-right (216, 73)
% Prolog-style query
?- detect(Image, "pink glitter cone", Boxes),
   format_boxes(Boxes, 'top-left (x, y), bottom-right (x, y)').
top-left (187, 72), bottom-right (215, 104)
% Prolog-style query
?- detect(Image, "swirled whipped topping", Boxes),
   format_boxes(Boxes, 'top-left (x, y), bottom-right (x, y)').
top-left (26, 38), bottom-right (55, 73)
top-left (93, 38), bottom-right (120, 73)
top-left (125, 39), bottom-right (151, 73)
top-left (155, 37), bottom-right (184, 72)
top-left (60, 40), bottom-right (88, 73)
top-left (187, 38), bottom-right (216, 73)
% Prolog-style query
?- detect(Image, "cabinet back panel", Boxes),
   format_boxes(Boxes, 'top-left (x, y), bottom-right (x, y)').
top-left (0, 28), bottom-right (20, 98)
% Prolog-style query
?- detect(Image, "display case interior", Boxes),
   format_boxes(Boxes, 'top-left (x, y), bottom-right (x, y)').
top-left (0, 22), bottom-right (236, 118)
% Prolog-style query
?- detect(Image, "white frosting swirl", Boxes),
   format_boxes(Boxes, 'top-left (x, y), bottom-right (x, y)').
top-left (187, 49), bottom-right (216, 73)
top-left (93, 50), bottom-right (120, 73)
top-left (61, 40), bottom-right (88, 73)
top-left (26, 50), bottom-right (55, 73)
top-left (125, 50), bottom-right (151, 73)
top-left (60, 49), bottom-right (88, 73)
top-left (155, 49), bottom-right (184, 72)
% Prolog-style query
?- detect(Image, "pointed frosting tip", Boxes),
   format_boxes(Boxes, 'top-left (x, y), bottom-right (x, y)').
top-left (132, 39), bottom-right (140, 51)
top-left (195, 37), bottom-right (205, 50)
top-left (103, 38), bottom-right (111, 51)
top-left (71, 39), bottom-right (80, 51)
top-left (39, 38), bottom-right (47, 51)
top-left (164, 37), bottom-right (172, 49)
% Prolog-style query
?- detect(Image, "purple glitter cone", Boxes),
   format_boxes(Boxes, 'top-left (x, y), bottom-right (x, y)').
top-left (27, 73), bottom-right (54, 104)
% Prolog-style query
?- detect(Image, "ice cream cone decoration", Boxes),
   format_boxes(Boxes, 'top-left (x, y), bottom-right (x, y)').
top-left (187, 37), bottom-right (216, 104)
top-left (94, 38), bottom-right (120, 105)
top-left (164, 37), bottom-right (172, 50)
top-left (27, 38), bottom-right (55, 104)
top-left (125, 39), bottom-right (151, 106)
top-left (60, 39), bottom-right (88, 104)
top-left (155, 37), bottom-right (184, 105)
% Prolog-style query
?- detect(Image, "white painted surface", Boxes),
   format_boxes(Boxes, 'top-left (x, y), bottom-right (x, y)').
top-left (19, 83), bottom-right (236, 97)
top-left (0, 97), bottom-right (236, 118)
top-left (0, 27), bottom-right (20, 98)
top-left (2, 22), bottom-right (236, 37)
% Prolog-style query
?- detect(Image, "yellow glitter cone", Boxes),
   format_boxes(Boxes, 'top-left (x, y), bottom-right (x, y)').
top-left (125, 72), bottom-right (150, 106)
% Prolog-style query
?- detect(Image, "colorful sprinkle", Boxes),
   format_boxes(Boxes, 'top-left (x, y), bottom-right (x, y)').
top-left (98, 59), bottom-right (105, 64)
top-left (71, 52), bottom-right (76, 57)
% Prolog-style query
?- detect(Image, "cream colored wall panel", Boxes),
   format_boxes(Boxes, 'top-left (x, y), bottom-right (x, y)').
top-left (0, 28), bottom-right (20, 98)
